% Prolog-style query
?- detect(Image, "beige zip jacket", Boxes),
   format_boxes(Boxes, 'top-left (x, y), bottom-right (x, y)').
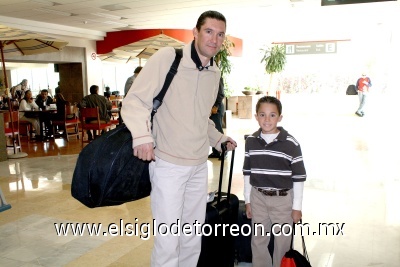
top-left (122, 43), bottom-right (228, 166)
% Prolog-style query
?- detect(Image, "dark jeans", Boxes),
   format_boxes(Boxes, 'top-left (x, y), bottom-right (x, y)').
top-left (209, 102), bottom-right (225, 155)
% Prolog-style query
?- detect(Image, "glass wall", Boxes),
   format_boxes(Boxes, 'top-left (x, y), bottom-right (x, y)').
top-left (9, 63), bottom-right (59, 97)
top-left (100, 58), bottom-right (145, 96)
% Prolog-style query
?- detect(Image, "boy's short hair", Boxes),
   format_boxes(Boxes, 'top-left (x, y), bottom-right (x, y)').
top-left (256, 96), bottom-right (282, 116)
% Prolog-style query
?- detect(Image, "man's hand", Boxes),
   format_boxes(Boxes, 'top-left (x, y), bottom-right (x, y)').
top-left (224, 137), bottom-right (237, 151)
top-left (133, 142), bottom-right (155, 161)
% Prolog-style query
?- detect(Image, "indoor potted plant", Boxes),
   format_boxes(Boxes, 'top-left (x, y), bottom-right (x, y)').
top-left (242, 86), bottom-right (257, 95)
top-left (260, 44), bottom-right (286, 98)
top-left (214, 37), bottom-right (235, 106)
top-left (214, 37), bottom-right (235, 124)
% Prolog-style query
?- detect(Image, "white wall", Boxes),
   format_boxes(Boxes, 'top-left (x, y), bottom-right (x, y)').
top-left (225, 2), bottom-right (400, 96)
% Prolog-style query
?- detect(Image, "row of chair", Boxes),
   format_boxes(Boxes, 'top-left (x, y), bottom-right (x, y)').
top-left (3, 105), bottom-right (120, 154)
top-left (52, 104), bottom-right (80, 142)
top-left (80, 106), bottom-right (120, 147)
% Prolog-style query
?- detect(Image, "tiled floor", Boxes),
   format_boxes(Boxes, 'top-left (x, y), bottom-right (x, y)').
top-left (1, 93), bottom-right (399, 267)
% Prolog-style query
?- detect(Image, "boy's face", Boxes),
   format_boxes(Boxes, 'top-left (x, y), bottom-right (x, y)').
top-left (255, 102), bottom-right (282, 134)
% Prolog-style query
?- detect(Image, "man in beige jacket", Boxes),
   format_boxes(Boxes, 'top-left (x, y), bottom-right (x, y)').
top-left (122, 10), bottom-right (236, 267)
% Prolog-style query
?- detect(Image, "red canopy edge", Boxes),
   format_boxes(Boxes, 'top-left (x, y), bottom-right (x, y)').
top-left (96, 29), bottom-right (242, 57)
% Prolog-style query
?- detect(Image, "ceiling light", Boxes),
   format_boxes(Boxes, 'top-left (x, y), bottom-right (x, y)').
top-left (91, 12), bottom-right (121, 20)
top-left (115, 25), bottom-right (136, 30)
top-left (101, 4), bottom-right (130, 11)
top-left (102, 21), bottom-right (129, 27)
top-left (34, 8), bottom-right (72, 16)
top-left (31, 0), bottom-right (55, 6)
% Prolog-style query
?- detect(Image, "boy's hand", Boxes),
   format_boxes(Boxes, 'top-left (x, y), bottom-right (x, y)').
top-left (245, 203), bottom-right (252, 219)
top-left (292, 209), bottom-right (302, 223)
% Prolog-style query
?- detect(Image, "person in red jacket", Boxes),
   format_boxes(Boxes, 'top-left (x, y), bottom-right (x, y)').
top-left (355, 73), bottom-right (372, 117)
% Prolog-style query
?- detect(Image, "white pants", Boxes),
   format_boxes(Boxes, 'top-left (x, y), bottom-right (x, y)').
top-left (149, 157), bottom-right (208, 267)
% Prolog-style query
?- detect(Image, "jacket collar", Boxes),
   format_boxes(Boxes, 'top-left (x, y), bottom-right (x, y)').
top-left (191, 40), bottom-right (214, 71)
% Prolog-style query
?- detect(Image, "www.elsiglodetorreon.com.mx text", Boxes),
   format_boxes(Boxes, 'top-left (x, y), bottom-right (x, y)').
top-left (54, 219), bottom-right (345, 240)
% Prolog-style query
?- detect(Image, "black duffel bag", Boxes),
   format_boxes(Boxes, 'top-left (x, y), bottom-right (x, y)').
top-left (71, 48), bottom-right (182, 208)
top-left (346, 84), bottom-right (357, 95)
top-left (71, 124), bottom-right (151, 208)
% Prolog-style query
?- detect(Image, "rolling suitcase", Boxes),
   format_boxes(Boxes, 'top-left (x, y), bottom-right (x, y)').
top-left (235, 200), bottom-right (252, 263)
top-left (197, 143), bottom-right (239, 267)
top-left (234, 200), bottom-right (275, 264)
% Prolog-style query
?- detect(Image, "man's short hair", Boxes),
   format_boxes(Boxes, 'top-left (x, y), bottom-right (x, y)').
top-left (196, 10), bottom-right (226, 31)
top-left (41, 89), bottom-right (49, 93)
top-left (134, 66), bottom-right (143, 74)
top-left (90, 85), bottom-right (99, 94)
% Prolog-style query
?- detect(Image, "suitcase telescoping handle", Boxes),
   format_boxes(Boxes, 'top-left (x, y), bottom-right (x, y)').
top-left (217, 141), bottom-right (235, 205)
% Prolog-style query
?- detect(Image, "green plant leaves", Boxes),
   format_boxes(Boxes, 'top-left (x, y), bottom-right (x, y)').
top-left (260, 44), bottom-right (286, 74)
top-left (215, 37), bottom-right (235, 98)
top-left (215, 38), bottom-right (235, 78)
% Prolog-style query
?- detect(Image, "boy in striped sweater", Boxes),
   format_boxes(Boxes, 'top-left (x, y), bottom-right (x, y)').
top-left (243, 96), bottom-right (306, 267)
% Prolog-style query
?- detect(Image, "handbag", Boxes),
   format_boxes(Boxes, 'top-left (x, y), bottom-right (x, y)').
top-left (280, 221), bottom-right (312, 267)
top-left (346, 84), bottom-right (357, 95)
top-left (71, 48), bottom-right (183, 208)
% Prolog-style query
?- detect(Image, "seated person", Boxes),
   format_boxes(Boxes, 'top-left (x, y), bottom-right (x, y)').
top-left (53, 92), bottom-right (74, 120)
top-left (35, 89), bottom-right (54, 110)
top-left (78, 85), bottom-right (112, 140)
top-left (1, 88), bottom-right (10, 110)
top-left (19, 90), bottom-right (41, 139)
top-left (104, 86), bottom-right (111, 97)
top-left (35, 89), bottom-right (54, 136)
top-left (104, 91), bottom-right (111, 101)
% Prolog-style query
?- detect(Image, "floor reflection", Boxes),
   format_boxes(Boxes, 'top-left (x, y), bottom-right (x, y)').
top-left (1, 93), bottom-right (399, 267)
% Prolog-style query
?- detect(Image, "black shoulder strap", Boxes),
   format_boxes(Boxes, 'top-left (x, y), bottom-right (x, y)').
top-left (151, 48), bottom-right (183, 118)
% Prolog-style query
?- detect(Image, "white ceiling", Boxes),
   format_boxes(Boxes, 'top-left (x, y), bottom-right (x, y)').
top-left (0, 0), bottom-right (399, 44)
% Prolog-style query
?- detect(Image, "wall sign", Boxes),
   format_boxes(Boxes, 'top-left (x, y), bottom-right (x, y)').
top-left (285, 42), bottom-right (337, 55)
top-left (91, 52), bottom-right (97, 60)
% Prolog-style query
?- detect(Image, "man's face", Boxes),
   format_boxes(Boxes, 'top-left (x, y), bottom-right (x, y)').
top-left (193, 18), bottom-right (226, 64)
top-left (41, 91), bottom-right (48, 99)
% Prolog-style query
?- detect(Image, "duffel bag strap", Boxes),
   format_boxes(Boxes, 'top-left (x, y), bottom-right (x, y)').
top-left (151, 48), bottom-right (183, 121)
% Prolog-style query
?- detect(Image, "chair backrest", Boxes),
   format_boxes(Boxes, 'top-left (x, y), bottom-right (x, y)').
top-left (79, 107), bottom-right (100, 128)
top-left (65, 103), bottom-right (78, 119)
top-left (3, 111), bottom-right (19, 133)
top-left (11, 100), bottom-right (19, 111)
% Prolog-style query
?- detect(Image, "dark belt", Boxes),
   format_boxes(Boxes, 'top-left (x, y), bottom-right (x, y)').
top-left (256, 187), bottom-right (289, 196)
